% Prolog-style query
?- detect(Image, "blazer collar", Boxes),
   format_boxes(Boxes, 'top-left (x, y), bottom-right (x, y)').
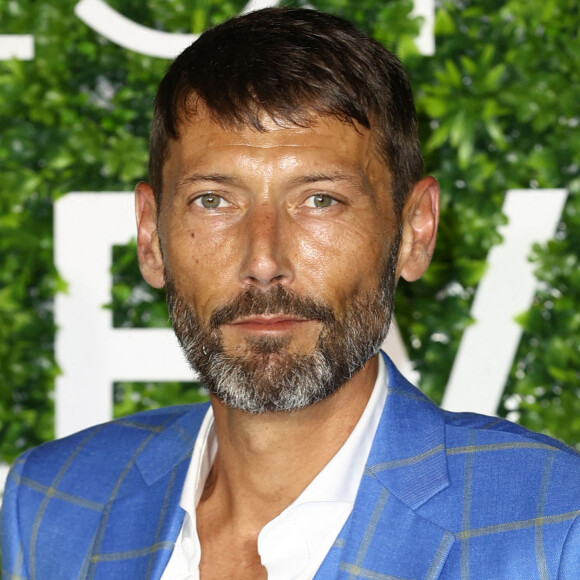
top-left (127, 355), bottom-right (450, 515)
top-left (318, 353), bottom-right (454, 579)
top-left (87, 405), bottom-right (210, 579)
top-left (135, 402), bottom-right (210, 487)
top-left (99, 355), bottom-right (453, 578)
top-left (130, 354), bottom-right (449, 506)
top-left (370, 352), bottom-right (450, 509)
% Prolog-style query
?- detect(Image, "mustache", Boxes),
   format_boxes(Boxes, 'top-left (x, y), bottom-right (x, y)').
top-left (209, 285), bottom-right (335, 328)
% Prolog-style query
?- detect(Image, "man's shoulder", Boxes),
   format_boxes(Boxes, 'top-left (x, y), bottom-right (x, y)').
top-left (385, 353), bottom-right (580, 468)
top-left (2, 403), bottom-right (210, 579)
top-left (439, 409), bottom-right (580, 507)
top-left (31, 402), bottom-right (208, 452)
top-left (12, 402), bottom-right (210, 497)
top-left (442, 408), bottom-right (580, 459)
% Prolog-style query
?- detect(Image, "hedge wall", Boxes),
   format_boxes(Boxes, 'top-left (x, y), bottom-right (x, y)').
top-left (1, 0), bottom-right (579, 464)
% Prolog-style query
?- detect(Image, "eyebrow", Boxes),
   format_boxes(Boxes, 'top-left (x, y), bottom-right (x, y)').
top-left (290, 170), bottom-right (376, 199)
top-left (175, 172), bottom-right (243, 190)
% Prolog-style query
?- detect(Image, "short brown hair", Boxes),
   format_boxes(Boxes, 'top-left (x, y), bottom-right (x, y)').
top-left (149, 7), bottom-right (423, 215)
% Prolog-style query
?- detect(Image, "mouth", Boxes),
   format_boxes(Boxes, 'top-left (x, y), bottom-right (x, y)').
top-left (227, 315), bottom-right (314, 332)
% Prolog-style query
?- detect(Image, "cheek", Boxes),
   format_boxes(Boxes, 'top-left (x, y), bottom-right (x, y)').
top-left (294, 221), bottom-right (388, 303)
top-left (162, 226), bottom-right (241, 311)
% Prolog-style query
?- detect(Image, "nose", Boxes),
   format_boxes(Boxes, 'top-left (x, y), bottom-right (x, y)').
top-left (238, 203), bottom-right (294, 287)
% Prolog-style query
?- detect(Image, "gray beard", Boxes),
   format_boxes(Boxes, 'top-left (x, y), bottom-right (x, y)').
top-left (165, 240), bottom-right (399, 414)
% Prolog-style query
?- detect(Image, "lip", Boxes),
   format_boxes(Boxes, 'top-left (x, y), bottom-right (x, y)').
top-left (228, 315), bottom-right (313, 332)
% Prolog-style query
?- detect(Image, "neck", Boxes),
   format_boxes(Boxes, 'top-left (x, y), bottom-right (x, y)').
top-left (202, 354), bottom-right (379, 528)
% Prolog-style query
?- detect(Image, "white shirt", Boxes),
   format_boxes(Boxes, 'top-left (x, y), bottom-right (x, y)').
top-left (161, 354), bottom-right (388, 580)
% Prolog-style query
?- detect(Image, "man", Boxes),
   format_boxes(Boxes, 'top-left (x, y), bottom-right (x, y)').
top-left (2, 7), bottom-right (580, 579)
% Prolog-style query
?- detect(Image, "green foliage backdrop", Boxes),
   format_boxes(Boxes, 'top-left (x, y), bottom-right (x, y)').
top-left (1, 0), bottom-right (579, 464)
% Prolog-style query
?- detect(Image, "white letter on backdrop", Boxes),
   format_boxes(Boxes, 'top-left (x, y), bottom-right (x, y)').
top-left (74, 0), bottom-right (434, 58)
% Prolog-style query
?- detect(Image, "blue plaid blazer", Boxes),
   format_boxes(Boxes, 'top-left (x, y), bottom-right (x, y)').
top-left (3, 353), bottom-right (580, 579)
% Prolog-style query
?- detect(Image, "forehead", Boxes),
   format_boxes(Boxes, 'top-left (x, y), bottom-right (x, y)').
top-left (163, 110), bottom-right (390, 186)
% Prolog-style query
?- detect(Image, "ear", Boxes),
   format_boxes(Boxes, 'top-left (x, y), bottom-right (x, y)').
top-left (135, 181), bottom-right (165, 289)
top-left (396, 176), bottom-right (439, 282)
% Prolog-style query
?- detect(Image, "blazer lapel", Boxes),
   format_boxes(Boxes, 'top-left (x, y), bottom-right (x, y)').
top-left (317, 354), bottom-right (455, 579)
top-left (84, 404), bottom-right (209, 580)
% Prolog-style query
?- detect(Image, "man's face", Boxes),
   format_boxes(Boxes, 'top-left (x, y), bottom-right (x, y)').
top-left (153, 110), bottom-right (404, 412)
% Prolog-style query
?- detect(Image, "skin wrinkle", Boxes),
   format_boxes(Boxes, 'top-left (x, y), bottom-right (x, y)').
top-left (164, 113), bottom-right (389, 198)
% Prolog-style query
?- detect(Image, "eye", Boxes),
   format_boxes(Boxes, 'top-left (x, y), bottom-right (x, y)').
top-left (193, 193), bottom-right (231, 209)
top-left (304, 194), bottom-right (336, 208)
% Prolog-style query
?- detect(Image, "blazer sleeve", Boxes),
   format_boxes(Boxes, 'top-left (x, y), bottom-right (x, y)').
top-left (1, 450), bottom-right (32, 580)
top-left (559, 515), bottom-right (580, 579)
